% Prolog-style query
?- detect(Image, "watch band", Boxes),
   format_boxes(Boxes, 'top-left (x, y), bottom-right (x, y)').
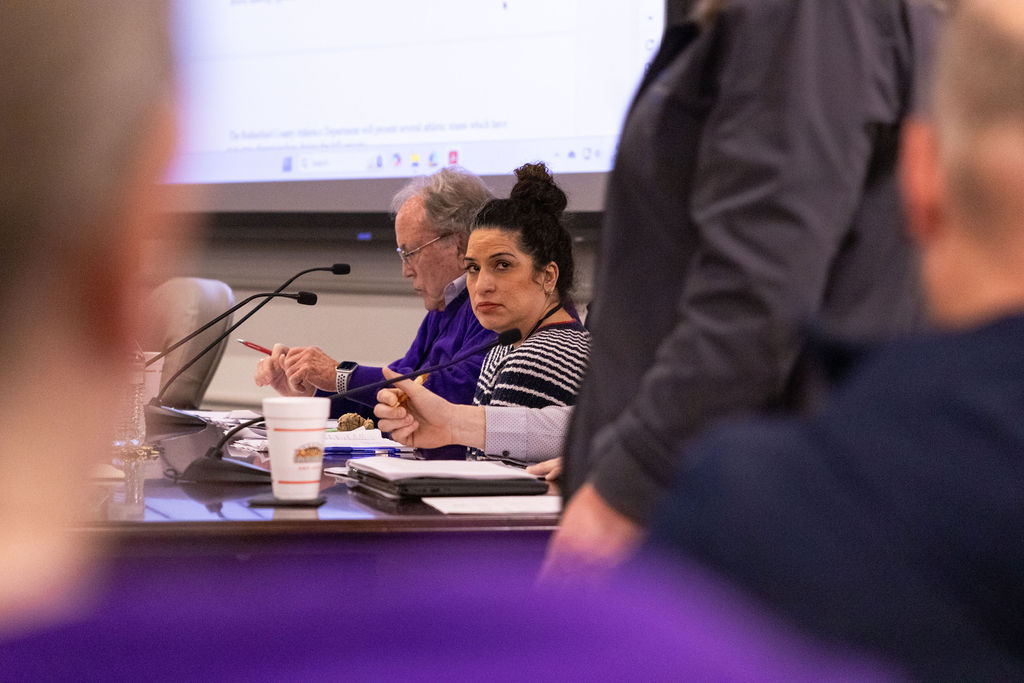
top-left (336, 361), bottom-right (357, 394)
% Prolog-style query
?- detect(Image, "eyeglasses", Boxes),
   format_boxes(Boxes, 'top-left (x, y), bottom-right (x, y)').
top-left (396, 233), bottom-right (453, 263)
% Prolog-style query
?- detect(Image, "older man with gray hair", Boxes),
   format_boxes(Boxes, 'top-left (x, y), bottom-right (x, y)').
top-left (254, 167), bottom-right (495, 433)
top-left (641, 0), bottom-right (1024, 677)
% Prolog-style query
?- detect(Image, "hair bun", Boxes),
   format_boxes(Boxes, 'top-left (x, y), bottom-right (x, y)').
top-left (509, 162), bottom-right (567, 216)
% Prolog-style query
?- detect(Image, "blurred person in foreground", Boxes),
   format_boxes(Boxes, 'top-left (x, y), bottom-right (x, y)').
top-left (639, 0), bottom-right (1024, 676)
top-left (379, 0), bottom-right (946, 513)
top-left (0, 0), bottom-right (180, 632)
top-left (549, 0), bottom-right (947, 578)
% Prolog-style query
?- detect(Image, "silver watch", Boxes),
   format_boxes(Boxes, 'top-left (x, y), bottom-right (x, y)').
top-left (336, 361), bottom-right (358, 393)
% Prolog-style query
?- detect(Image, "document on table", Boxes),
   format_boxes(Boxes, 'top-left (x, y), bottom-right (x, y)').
top-left (422, 495), bottom-right (562, 515)
top-left (236, 428), bottom-right (413, 456)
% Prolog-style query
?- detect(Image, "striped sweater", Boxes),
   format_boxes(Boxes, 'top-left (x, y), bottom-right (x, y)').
top-left (473, 320), bottom-right (591, 410)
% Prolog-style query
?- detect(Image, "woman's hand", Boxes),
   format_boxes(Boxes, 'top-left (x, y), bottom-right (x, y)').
top-left (526, 457), bottom-right (562, 481)
top-left (374, 368), bottom-right (486, 449)
top-left (375, 368), bottom-right (456, 448)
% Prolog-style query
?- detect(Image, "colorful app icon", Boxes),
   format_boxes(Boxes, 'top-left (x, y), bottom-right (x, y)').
top-left (429, 152), bottom-right (439, 167)
top-left (411, 153), bottom-right (420, 168)
top-left (448, 150), bottom-right (458, 164)
top-left (392, 153), bottom-right (402, 167)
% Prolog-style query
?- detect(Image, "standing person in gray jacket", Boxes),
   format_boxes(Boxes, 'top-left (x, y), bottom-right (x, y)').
top-left (546, 0), bottom-right (947, 578)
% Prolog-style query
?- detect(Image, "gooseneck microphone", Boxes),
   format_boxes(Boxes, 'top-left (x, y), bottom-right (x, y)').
top-left (154, 291), bottom-right (317, 404)
top-left (224, 264), bottom-right (349, 346)
top-left (146, 264), bottom-right (349, 368)
top-left (195, 329), bottom-right (522, 473)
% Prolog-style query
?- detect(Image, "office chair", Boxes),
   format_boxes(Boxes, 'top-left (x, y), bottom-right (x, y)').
top-left (140, 277), bottom-right (235, 409)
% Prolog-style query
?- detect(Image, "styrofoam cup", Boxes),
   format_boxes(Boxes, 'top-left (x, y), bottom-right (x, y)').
top-left (262, 397), bottom-right (330, 500)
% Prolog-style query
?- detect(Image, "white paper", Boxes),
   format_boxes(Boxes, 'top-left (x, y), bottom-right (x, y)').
top-left (176, 409), bottom-right (262, 422)
top-left (325, 429), bottom-right (409, 450)
top-left (326, 427), bottom-right (382, 441)
top-left (423, 496), bottom-right (562, 515)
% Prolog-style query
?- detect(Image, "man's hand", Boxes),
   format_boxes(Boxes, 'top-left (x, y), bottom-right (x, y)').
top-left (280, 345), bottom-right (337, 394)
top-left (541, 483), bottom-right (646, 585)
top-left (374, 367), bottom-right (486, 449)
top-left (526, 457), bottom-right (562, 481)
top-left (253, 343), bottom-right (314, 396)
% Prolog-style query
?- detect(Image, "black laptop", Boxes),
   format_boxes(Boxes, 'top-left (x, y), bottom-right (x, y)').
top-left (345, 457), bottom-right (548, 498)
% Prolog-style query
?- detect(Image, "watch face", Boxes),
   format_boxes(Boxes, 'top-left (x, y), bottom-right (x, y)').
top-left (336, 361), bottom-right (358, 372)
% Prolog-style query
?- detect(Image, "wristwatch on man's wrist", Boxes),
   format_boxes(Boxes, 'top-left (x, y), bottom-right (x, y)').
top-left (336, 361), bottom-right (358, 393)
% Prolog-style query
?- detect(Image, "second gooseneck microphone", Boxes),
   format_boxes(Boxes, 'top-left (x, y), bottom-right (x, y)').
top-left (146, 264), bottom-right (349, 368)
top-left (150, 263), bottom-right (349, 404)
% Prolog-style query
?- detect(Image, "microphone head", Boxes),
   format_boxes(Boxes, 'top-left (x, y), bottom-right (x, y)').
top-left (496, 329), bottom-right (522, 346)
top-left (331, 263), bottom-right (351, 275)
top-left (296, 291), bottom-right (318, 305)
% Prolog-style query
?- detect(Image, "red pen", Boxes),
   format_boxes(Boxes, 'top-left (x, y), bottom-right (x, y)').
top-left (237, 339), bottom-right (272, 355)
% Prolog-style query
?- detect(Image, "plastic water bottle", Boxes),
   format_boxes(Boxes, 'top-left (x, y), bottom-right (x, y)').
top-left (113, 352), bottom-right (147, 457)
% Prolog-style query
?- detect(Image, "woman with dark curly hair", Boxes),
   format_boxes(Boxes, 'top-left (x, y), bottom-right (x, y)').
top-left (463, 163), bottom-right (590, 436)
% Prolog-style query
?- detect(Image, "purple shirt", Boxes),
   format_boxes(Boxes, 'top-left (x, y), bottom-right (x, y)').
top-left (0, 540), bottom-right (896, 681)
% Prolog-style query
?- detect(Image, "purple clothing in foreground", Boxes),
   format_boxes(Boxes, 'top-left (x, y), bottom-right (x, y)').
top-left (0, 543), bottom-right (896, 681)
top-left (324, 287), bottom-right (494, 458)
